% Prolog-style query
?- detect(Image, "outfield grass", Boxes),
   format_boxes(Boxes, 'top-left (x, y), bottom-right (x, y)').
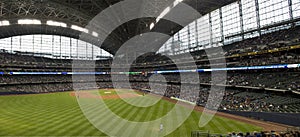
top-left (0, 89), bottom-right (262, 136)
top-left (98, 89), bottom-right (144, 96)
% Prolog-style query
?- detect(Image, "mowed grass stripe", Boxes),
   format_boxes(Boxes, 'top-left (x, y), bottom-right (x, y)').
top-left (114, 101), bottom-right (141, 120)
top-left (28, 106), bottom-right (80, 132)
top-left (0, 95), bottom-right (75, 135)
top-left (1, 93), bottom-right (104, 136)
top-left (59, 97), bottom-right (105, 136)
top-left (1, 96), bottom-right (48, 134)
top-left (106, 99), bottom-right (170, 122)
top-left (215, 117), bottom-right (239, 133)
top-left (162, 100), bottom-right (178, 134)
top-left (0, 90), bottom-right (263, 136)
top-left (19, 94), bottom-right (100, 136)
top-left (213, 118), bottom-right (230, 133)
top-left (210, 118), bottom-right (228, 134)
top-left (180, 112), bottom-right (199, 137)
top-left (107, 100), bottom-right (137, 120)
top-left (47, 110), bottom-right (88, 135)
top-left (82, 99), bottom-right (132, 133)
top-left (178, 106), bottom-right (192, 137)
top-left (107, 99), bottom-right (145, 132)
top-left (24, 96), bottom-right (84, 135)
top-left (126, 100), bottom-right (144, 121)
top-left (130, 104), bottom-right (160, 137)
top-left (136, 100), bottom-right (157, 121)
top-left (216, 116), bottom-right (253, 133)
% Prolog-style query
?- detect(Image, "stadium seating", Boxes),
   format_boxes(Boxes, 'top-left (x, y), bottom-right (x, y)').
top-left (0, 23), bottom-right (300, 115)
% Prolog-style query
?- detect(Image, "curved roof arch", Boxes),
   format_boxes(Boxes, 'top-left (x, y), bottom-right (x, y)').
top-left (0, 0), bottom-right (236, 55)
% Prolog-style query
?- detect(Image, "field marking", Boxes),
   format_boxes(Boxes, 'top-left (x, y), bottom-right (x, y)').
top-left (162, 96), bottom-right (291, 132)
top-left (69, 89), bottom-right (290, 132)
top-left (69, 90), bottom-right (141, 100)
top-left (0, 90), bottom-right (291, 136)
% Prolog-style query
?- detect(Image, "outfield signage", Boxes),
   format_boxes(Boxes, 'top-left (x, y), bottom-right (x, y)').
top-left (170, 97), bottom-right (196, 105)
top-left (10, 72), bottom-right (61, 75)
top-left (3, 64), bottom-right (299, 75)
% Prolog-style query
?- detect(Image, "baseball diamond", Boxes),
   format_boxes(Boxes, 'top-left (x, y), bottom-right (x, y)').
top-left (0, 0), bottom-right (300, 136)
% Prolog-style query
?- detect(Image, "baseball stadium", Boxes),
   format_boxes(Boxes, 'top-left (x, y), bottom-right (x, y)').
top-left (0, 0), bottom-right (300, 136)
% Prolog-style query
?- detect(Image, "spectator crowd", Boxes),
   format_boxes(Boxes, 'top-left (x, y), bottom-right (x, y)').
top-left (1, 71), bottom-right (299, 113)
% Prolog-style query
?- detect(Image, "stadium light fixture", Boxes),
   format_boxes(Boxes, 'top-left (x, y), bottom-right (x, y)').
top-left (152, 0), bottom-right (183, 30)
top-left (92, 31), bottom-right (99, 37)
top-left (18, 19), bottom-right (41, 25)
top-left (156, 7), bottom-right (170, 23)
top-left (71, 25), bottom-right (89, 33)
top-left (173, 0), bottom-right (183, 6)
top-left (46, 20), bottom-right (67, 27)
top-left (0, 20), bottom-right (10, 26)
top-left (150, 22), bottom-right (155, 30)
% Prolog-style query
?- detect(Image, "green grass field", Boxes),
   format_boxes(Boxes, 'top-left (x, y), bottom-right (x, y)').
top-left (0, 89), bottom-right (262, 136)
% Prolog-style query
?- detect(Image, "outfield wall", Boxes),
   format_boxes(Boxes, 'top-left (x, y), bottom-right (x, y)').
top-left (221, 110), bottom-right (300, 127)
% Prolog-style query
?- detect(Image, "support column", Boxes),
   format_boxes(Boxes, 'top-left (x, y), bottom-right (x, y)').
top-left (195, 19), bottom-right (199, 49)
top-left (187, 25), bottom-right (191, 52)
top-left (32, 35), bottom-right (35, 56)
top-left (10, 37), bottom-right (13, 63)
top-left (219, 8), bottom-right (225, 45)
top-left (100, 47), bottom-right (102, 58)
top-left (126, 50), bottom-right (129, 64)
top-left (52, 35), bottom-right (54, 58)
top-left (77, 39), bottom-right (79, 59)
top-left (86, 43), bottom-right (88, 60)
top-left (59, 36), bottom-right (62, 58)
top-left (255, 0), bottom-right (261, 36)
top-left (92, 45), bottom-right (94, 60)
top-left (171, 36), bottom-right (176, 55)
top-left (134, 52), bottom-right (137, 64)
top-left (19, 36), bottom-right (22, 53)
top-left (40, 35), bottom-right (42, 56)
top-left (288, 0), bottom-right (294, 27)
top-left (209, 12), bottom-right (213, 47)
top-left (10, 37), bottom-right (12, 53)
top-left (70, 38), bottom-right (72, 59)
top-left (238, 1), bottom-right (245, 40)
top-left (177, 33), bottom-right (180, 54)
